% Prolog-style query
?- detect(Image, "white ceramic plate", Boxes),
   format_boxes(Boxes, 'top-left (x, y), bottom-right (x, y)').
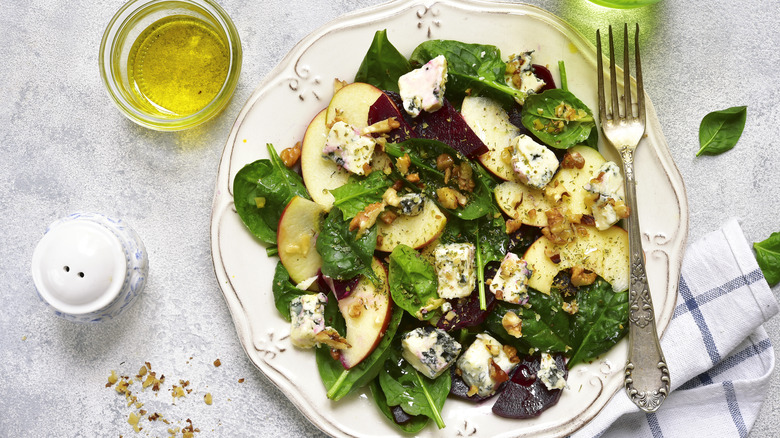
top-left (210, 1), bottom-right (688, 436)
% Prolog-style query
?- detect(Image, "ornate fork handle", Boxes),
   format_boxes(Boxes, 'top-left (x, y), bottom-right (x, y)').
top-left (620, 146), bottom-right (670, 413)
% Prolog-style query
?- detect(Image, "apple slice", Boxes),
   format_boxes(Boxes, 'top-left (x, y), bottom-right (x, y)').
top-left (376, 198), bottom-right (447, 253)
top-left (523, 225), bottom-right (629, 295)
top-left (326, 82), bottom-right (384, 128)
top-left (460, 96), bottom-right (521, 181)
top-left (338, 257), bottom-right (393, 369)
top-left (300, 109), bottom-right (351, 210)
top-left (494, 145), bottom-right (607, 227)
top-left (277, 196), bottom-right (325, 286)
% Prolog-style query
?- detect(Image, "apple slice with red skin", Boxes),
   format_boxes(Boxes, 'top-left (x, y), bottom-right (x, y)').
top-left (376, 198), bottom-right (447, 253)
top-left (337, 257), bottom-right (393, 369)
top-left (277, 196), bottom-right (325, 286)
top-left (326, 82), bottom-right (384, 128)
top-left (300, 109), bottom-right (350, 210)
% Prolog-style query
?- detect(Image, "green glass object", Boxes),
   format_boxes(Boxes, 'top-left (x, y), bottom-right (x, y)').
top-left (587, 0), bottom-right (661, 8)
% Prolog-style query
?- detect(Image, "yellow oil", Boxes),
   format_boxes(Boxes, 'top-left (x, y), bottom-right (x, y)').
top-left (128, 16), bottom-right (229, 117)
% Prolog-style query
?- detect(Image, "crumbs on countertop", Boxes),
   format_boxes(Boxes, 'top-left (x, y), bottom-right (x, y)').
top-left (213, 359), bottom-right (221, 367)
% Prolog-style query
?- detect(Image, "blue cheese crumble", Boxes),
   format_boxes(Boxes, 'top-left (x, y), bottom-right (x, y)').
top-left (456, 333), bottom-right (518, 397)
top-left (401, 327), bottom-right (462, 379)
top-left (584, 161), bottom-right (627, 230)
top-left (322, 121), bottom-right (376, 175)
top-left (398, 193), bottom-right (425, 216)
top-left (489, 253), bottom-right (532, 305)
top-left (398, 55), bottom-right (448, 118)
top-left (505, 51), bottom-right (546, 104)
top-left (538, 352), bottom-right (566, 390)
top-left (434, 242), bottom-right (476, 299)
top-left (510, 134), bottom-right (559, 189)
top-left (289, 293), bottom-right (348, 349)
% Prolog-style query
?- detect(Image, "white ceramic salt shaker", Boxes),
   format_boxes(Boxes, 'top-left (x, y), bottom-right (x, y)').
top-left (31, 212), bottom-right (149, 322)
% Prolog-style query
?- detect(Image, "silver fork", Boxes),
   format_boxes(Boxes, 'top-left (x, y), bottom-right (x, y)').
top-left (597, 23), bottom-right (670, 413)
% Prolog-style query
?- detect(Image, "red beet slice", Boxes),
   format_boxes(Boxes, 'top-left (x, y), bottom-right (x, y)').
top-left (492, 354), bottom-right (568, 419)
top-left (317, 271), bottom-right (360, 300)
top-left (367, 92), bottom-right (417, 143)
top-left (531, 64), bottom-right (556, 92)
top-left (436, 264), bottom-right (498, 331)
top-left (380, 91), bottom-right (489, 159)
top-left (391, 405), bottom-right (414, 425)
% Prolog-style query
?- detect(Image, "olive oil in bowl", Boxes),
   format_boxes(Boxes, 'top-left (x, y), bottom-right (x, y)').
top-left (128, 16), bottom-right (229, 117)
top-left (100, 0), bottom-right (241, 131)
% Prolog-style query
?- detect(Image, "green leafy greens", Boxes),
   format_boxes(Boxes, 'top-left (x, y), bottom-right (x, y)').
top-left (355, 29), bottom-right (412, 93)
top-left (315, 207), bottom-right (378, 283)
top-left (271, 262), bottom-right (307, 321)
top-left (754, 232), bottom-right (780, 286)
top-left (377, 348), bottom-right (450, 429)
top-left (521, 89), bottom-right (596, 150)
top-left (696, 106), bottom-right (747, 157)
top-left (487, 278), bottom-right (628, 367)
top-left (233, 144), bottom-right (310, 244)
top-left (410, 39), bottom-right (524, 107)
top-left (331, 171), bottom-right (392, 220)
top-left (389, 244), bottom-right (441, 320)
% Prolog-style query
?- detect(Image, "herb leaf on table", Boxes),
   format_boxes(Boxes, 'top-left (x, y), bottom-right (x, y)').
top-left (316, 207), bottom-right (378, 283)
top-left (233, 143), bottom-right (310, 244)
top-left (754, 232), bottom-right (780, 286)
top-left (696, 106), bottom-right (747, 156)
top-left (355, 29), bottom-right (412, 93)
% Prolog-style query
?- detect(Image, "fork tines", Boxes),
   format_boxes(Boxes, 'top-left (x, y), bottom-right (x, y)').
top-left (596, 23), bottom-right (644, 123)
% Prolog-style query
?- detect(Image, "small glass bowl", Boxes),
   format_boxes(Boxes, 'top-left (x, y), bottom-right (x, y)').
top-left (99, 0), bottom-right (242, 131)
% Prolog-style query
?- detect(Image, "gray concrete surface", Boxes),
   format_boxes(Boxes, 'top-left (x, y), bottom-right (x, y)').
top-left (1, 0), bottom-right (777, 436)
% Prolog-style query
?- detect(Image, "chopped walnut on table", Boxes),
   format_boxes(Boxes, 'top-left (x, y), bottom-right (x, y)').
top-left (279, 142), bottom-right (302, 168)
top-left (570, 265), bottom-right (597, 287)
top-left (349, 202), bottom-right (385, 236)
top-left (541, 208), bottom-right (574, 245)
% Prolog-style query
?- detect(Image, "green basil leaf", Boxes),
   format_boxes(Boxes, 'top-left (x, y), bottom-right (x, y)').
top-left (369, 379), bottom-right (429, 433)
top-left (385, 139), bottom-right (492, 220)
top-left (754, 232), bottom-right (780, 286)
top-left (378, 349), bottom-right (450, 429)
top-left (233, 144), bottom-right (310, 244)
top-left (521, 89), bottom-right (596, 149)
top-left (315, 208), bottom-right (378, 282)
top-left (696, 106), bottom-right (747, 157)
top-left (389, 245), bottom-right (441, 320)
top-left (331, 171), bottom-right (392, 220)
top-left (567, 279), bottom-right (629, 367)
top-left (355, 30), bottom-right (412, 93)
top-left (316, 306), bottom-right (404, 401)
top-left (271, 261), bottom-right (307, 321)
top-left (410, 39), bottom-right (522, 107)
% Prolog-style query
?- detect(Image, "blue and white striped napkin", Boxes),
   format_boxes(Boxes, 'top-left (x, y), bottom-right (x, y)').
top-left (574, 218), bottom-right (778, 438)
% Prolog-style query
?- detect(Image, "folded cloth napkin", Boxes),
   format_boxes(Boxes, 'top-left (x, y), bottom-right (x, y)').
top-left (573, 218), bottom-right (779, 438)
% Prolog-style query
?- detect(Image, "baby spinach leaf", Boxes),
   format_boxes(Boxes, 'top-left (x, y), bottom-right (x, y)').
top-left (331, 171), bottom-right (392, 220)
top-left (567, 279), bottom-right (629, 367)
top-left (410, 39), bottom-right (522, 107)
top-left (316, 208), bottom-right (378, 283)
top-left (233, 143), bottom-right (310, 244)
top-left (369, 380), bottom-right (429, 433)
top-left (316, 306), bottom-right (404, 401)
top-left (378, 349), bottom-right (450, 429)
top-left (486, 278), bottom-right (627, 366)
top-left (271, 262), bottom-right (307, 321)
top-left (384, 139), bottom-right (492, 220)
top-left (389, 245), bottom-right (441, 320)
top-left (521, 89), bottom-right (596, 149)
top-left (355, 30), bottom-right (412, 93)
top-left (754, 232), bottom-right (780, 286)
top-left (696, 106), bottom-right (747, 157)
